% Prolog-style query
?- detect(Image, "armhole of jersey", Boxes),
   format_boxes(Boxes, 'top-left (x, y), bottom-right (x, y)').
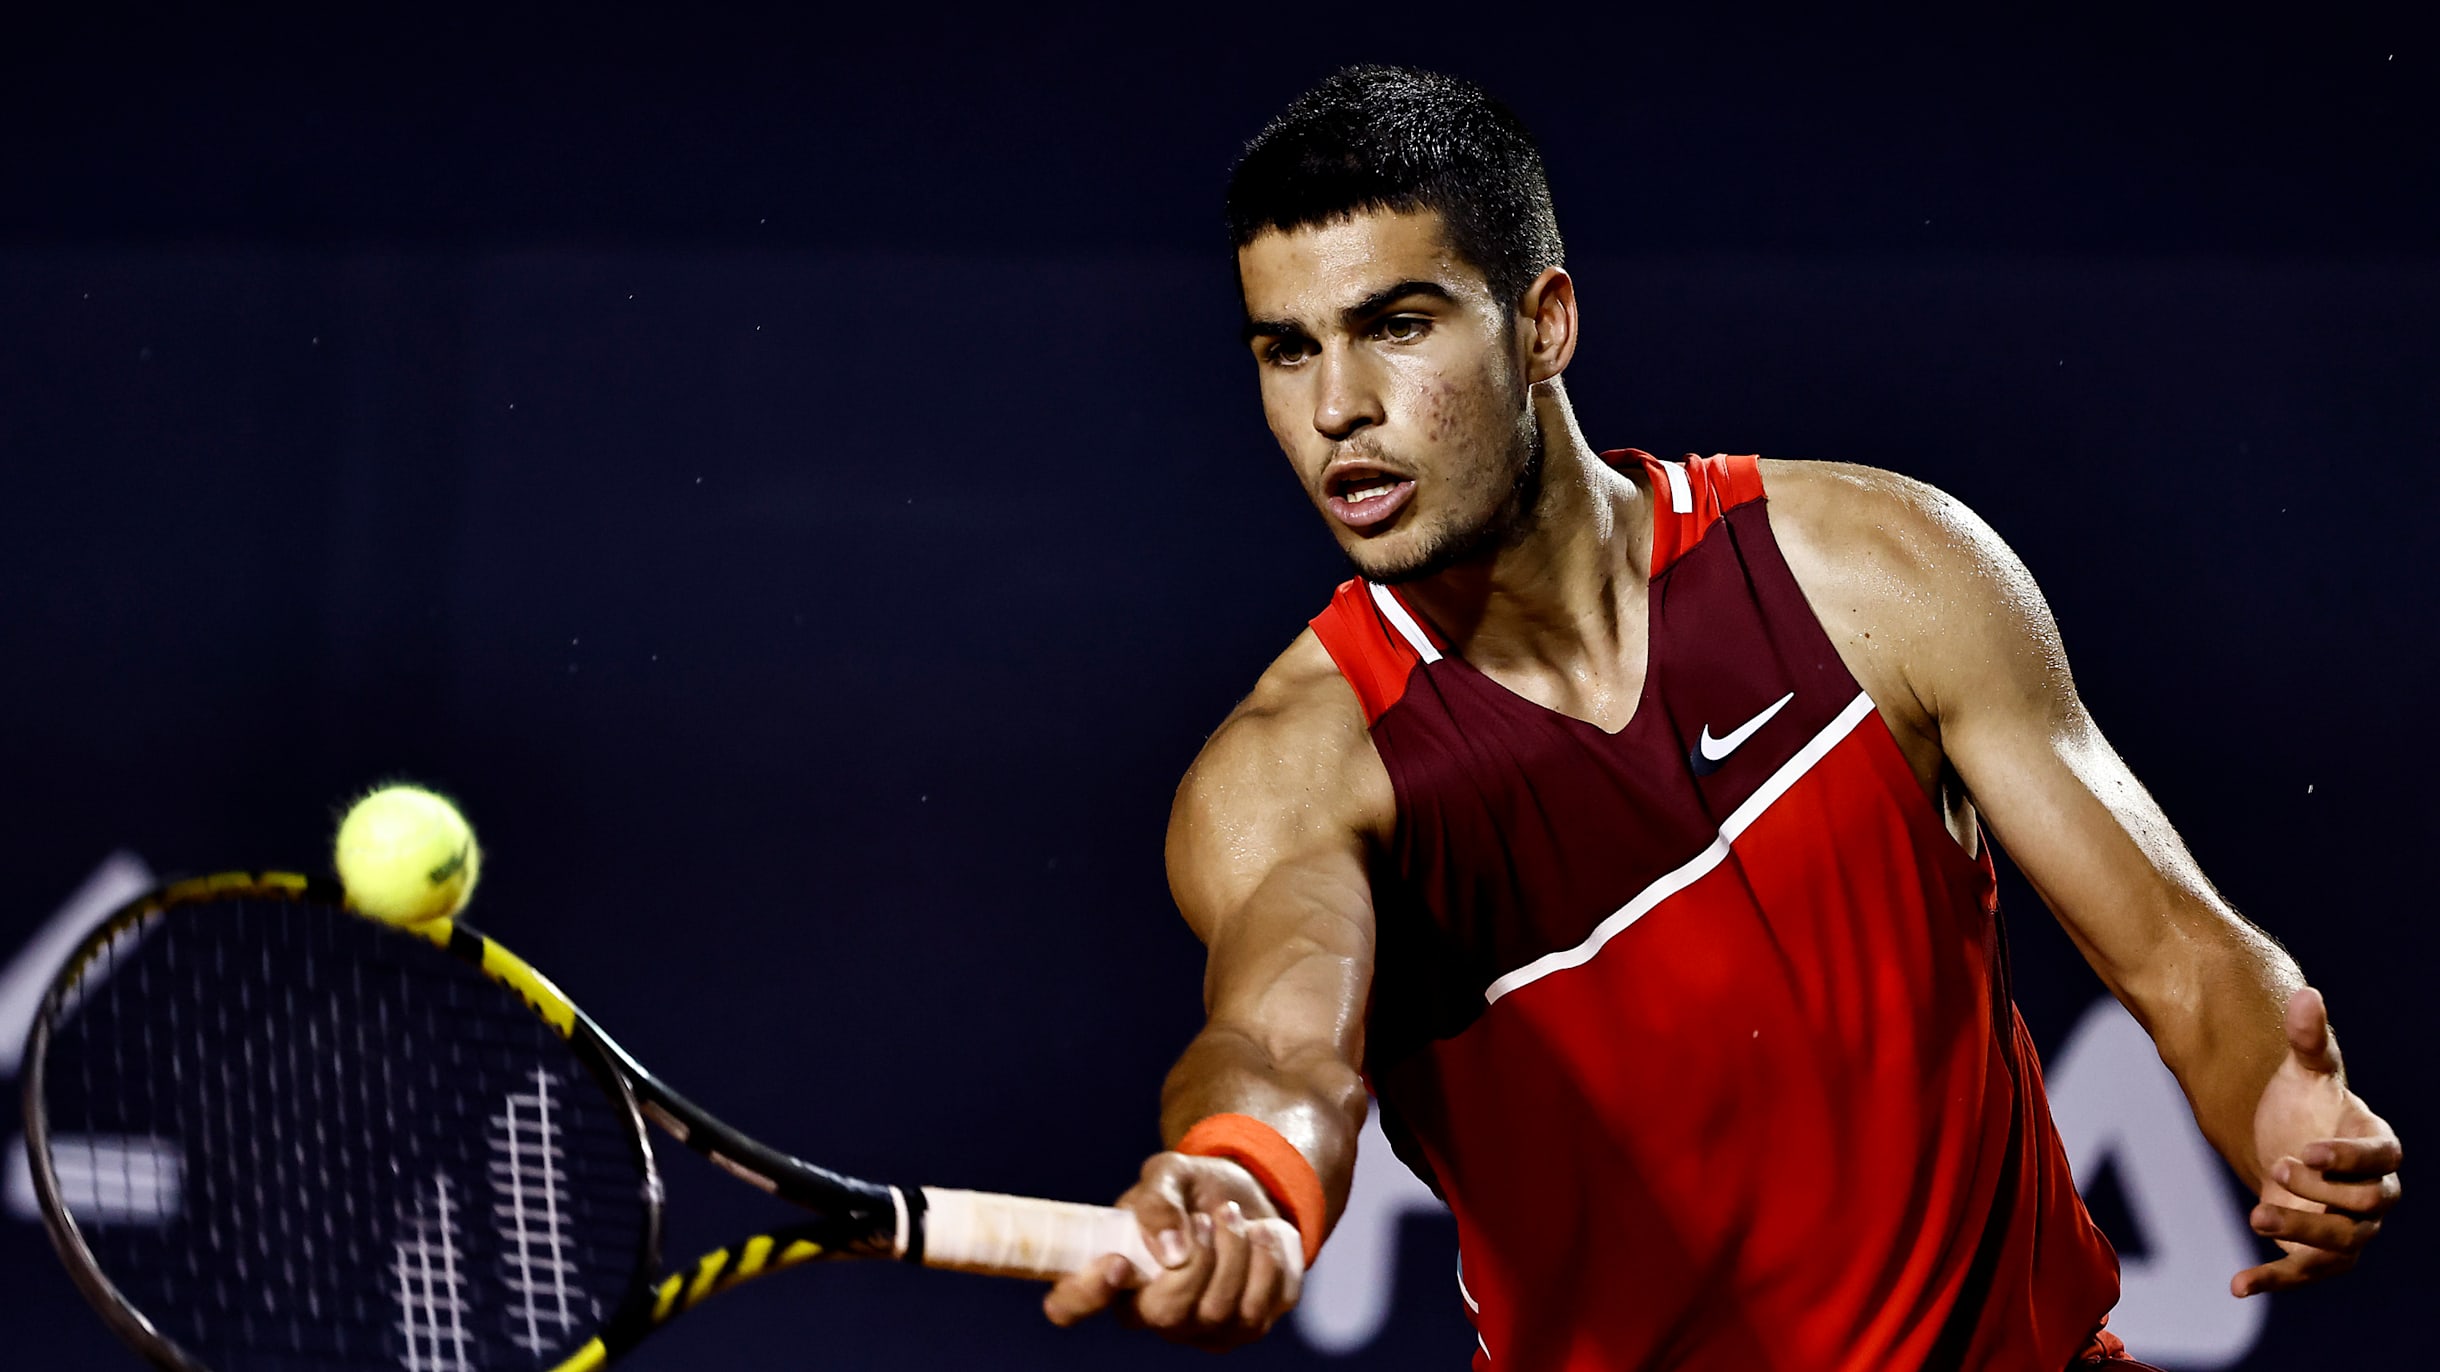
top-left (1309, 579), bottom-right (1429, 726)
top-left (1645, 451), bottom-right (1769, 577)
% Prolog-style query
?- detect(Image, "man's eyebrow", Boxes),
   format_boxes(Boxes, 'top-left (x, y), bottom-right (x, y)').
top-left (1343, 280), bottom-right (1456, 322)
top-left (1242, 315), bottom-right (1303, 344)
top-left (1242, 281), bottom-right (1457, 344)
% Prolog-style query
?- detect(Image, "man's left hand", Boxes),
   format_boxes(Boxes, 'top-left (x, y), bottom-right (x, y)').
top-left (2235, 986), bottom-right (2403, 1296)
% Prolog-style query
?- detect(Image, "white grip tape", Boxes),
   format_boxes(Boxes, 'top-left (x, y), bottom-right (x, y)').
top-left (920, 1188), bottom-right (1159, 1281)
top-left (917, 1187), bottom-right (1307, 1289)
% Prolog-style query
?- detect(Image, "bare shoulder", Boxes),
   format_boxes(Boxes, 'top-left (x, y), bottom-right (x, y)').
top-left (1759, 458), bottom-right (2065, 727)
top-left (1165, 629), bottom-right (1393, 940)
top-left (1172, 628), bottom-right (1389, 837)
top-left (1759, 458), bottom-right (2004, 587)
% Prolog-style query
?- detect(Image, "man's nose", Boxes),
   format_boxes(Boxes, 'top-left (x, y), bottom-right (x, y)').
top-left (1312, 345), bottom-right (1385, 441)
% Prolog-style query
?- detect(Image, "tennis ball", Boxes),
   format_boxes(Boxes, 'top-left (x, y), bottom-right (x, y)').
top-left (333, 784), bottom-right (482, 926)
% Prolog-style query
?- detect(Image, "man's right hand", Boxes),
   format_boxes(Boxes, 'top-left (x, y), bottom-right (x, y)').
top-left (1042, 1151), bottom-right (1305, 1350)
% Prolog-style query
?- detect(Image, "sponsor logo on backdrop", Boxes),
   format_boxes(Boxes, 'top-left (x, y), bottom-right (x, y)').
top-left (1298, 1000), bottom-right (2266, 1367)
top-left (3, 853), bottom-right (160, 1221)
top-left (2046, 998), bottom-right (2268, 1364)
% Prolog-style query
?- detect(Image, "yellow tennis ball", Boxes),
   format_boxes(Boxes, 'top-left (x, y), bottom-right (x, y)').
top-left (333, 784), bottom-right (482, 926)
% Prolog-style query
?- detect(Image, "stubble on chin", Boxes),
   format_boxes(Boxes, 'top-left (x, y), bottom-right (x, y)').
top-left (1353, 386), bottom-right (1545, 587)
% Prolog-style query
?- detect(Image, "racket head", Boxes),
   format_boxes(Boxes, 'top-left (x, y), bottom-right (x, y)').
top-left (22, 872), bottom-right (664, 1371)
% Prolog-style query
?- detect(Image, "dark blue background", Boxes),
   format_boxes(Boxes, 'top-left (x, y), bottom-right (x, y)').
top-left (2, 5), bottom-right (2431, 1367)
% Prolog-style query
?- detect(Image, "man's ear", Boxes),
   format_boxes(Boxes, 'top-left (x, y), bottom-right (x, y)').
top-left (1517, 266), bottom-right (1578, 385)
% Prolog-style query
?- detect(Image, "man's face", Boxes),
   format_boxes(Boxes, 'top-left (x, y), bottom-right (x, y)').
top-left (1239, 209), bottom-right (1541, 583)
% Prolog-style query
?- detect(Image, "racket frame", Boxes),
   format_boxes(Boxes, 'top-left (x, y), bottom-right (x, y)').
top-left (22, 892), bottom-right (208, 1372)
top-left (21, 872), bottom-right (674, 1372)
top-left (23, 871), bottom-right (1175, 1372)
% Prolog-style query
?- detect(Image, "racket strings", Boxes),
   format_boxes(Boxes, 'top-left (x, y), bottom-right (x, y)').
top-left (37, 892), bottom-right (651, 1370)
top-left (490, 1066), bottom-right (584, 1352)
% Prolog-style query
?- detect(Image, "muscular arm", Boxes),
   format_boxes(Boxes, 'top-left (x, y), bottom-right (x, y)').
top-left (1045, 630), bottom-right (1390, 1344)
top-left (1773, 461), bottom-right (2399, 1295)
top-left (1158, 630), bottom-right (1383, 1215)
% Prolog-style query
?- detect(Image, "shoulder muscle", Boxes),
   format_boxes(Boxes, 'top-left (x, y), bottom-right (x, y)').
top-left (1165, 629), bottom-right (1392, 947)
top-left (1763, 458), bottom-right (2072, 741)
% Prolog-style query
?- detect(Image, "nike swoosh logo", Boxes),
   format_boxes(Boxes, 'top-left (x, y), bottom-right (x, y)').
top-left (1691, 691), bottom-right (1796, 775)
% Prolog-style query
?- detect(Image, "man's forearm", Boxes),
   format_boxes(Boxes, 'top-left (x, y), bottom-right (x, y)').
top-left (2125, 912), bottom-right (2304, 1188)
top-left (1158, 1022), bottom-right (1367, 1225)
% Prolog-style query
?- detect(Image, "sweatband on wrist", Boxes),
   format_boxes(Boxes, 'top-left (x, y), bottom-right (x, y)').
top-left (1177, 1112), bottom-right (1326, 1265)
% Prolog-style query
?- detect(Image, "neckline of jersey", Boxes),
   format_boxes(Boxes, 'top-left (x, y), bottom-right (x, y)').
top-left (1377, 453), bottom-right (1672, 740)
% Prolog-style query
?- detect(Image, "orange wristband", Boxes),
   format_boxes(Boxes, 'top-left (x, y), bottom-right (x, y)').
top-left (1177, 1113), bottom-right (1326, 1266)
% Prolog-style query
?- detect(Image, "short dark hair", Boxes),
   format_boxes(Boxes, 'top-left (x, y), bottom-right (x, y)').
top-left (1225, 65), bottom-right (1565, 308)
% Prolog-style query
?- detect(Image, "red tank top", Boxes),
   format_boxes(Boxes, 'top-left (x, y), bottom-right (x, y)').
top-left (1308, 453), bottom-right (2120, 1371)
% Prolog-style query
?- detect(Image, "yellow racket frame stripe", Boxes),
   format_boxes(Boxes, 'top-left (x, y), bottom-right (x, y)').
top-left (546, 1232), bottom-right (829, 1372)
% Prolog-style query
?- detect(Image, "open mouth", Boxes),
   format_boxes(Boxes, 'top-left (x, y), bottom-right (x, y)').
top-left (1322, 465), bottom-right (1417, 530)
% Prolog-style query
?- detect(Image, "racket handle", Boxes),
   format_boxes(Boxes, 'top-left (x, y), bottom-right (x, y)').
top-left (918, 1187), bottom-right (1308, 1287)
top-left (918, 1187), bottom-right (1163, 1281)
top-left (917, 1186), bottom-right (1307, 1279)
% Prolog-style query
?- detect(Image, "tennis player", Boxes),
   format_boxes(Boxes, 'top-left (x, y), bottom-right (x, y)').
top-left (1044, 66), bottom-right (2402, 1368)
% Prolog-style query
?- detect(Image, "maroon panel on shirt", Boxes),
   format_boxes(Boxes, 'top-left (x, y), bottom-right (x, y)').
top-left (1362, 496), bottom-right (1869, 1073)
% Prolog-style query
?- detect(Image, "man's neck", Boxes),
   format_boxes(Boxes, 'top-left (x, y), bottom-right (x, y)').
top-left (1397, 386), bottom-right (1655, 677)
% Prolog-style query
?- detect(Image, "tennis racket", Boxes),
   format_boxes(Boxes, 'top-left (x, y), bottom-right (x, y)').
top-left (23, 871), bottom-right (1281, 1371)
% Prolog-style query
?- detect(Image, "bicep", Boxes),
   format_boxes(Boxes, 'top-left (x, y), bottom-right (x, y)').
top-left (1196, 854), bottom-right (1375, 1071)
top-left (1918, 505), bottom-right (2274, 1000)
top-left (1164, 686), bottom-right (1382, 1068)
top-left (1949, 687), bottom-right (2217, 989)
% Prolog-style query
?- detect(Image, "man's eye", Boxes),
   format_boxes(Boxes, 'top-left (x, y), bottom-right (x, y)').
top-left (1378, 316), bottom-right (1427, 341)
top-left (1266, 340), bottom-right (1313, 365)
